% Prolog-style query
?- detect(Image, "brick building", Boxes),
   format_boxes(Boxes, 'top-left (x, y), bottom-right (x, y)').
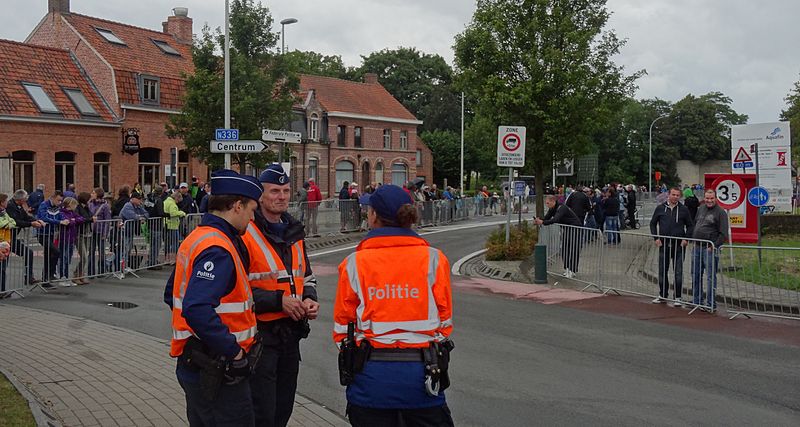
top-left (0, 0), bottom-right (205, 195)
top-left (289, 74), bottom-right (433, 198)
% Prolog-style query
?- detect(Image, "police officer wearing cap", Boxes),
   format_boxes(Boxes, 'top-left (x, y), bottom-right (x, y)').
top-left (164, 169), bottom-right (263, 426)
top-left (333, 184), bottom-right (455, 427)
top-left (243, 164), bottom-right (320, 426)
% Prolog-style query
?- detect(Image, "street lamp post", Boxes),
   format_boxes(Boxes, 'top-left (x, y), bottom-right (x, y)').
top-left (224, 0), bottom-right (231, 169)
top-left (280, 18), bottom-right (298, 55)
top-left (278, 18), bottom-right (298, 164)
top-left (648, 115), bottom-right (667, 193)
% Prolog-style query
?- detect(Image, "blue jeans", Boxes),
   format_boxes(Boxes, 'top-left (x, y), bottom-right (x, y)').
top-left (692, 246), bottom-right (719, 308)
top-left (58, 243), bottom-right (75, 279)
top-left (604, 217), bottom-right (620, 244)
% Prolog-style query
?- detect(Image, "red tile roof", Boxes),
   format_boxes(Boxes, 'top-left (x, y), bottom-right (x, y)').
top-left (299, 75), bottom-right (418, 121)
top-left (63, 13), bottom-right (193, 109)
top-left (0, 39), bottom-right (113, 121)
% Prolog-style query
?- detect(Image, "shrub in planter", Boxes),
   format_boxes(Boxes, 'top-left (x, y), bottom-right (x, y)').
top-left (485, 221), bottom-right (538, 261)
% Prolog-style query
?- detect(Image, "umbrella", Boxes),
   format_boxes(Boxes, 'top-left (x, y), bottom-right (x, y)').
top-left (411, 177), bottom-right (425, 189)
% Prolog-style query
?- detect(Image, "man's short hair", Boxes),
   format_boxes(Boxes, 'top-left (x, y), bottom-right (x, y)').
top-left (704, 189), bottom-right (717, 196)
top-left (13, 189), bottom-right (28, 200)
top-left (207, 194), bottom-right (249, 212)
top-left (670, 186), bottom-right (682, 194)
top-left (545, 195), bottom-right (557, 203)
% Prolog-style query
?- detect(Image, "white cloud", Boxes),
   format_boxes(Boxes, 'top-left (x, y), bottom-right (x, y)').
top-left (3, 0), bottom-right (799, 122)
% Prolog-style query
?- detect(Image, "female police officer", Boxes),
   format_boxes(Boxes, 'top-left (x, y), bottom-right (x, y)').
top-left (164, 169), bottom-right (263, 426)
top-left (333, 184), bottom-right (455, 426)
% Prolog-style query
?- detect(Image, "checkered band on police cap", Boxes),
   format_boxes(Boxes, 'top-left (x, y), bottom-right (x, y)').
top-left (210, 169), bottom-right (263, 201)
top-left (259, 163), bottom-right (290, 185)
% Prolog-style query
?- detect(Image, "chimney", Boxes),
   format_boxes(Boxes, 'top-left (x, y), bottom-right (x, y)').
top-left (364, 73), bottom-right (379, 84)
top-left (163, 7), bottom-right (193, 44)
top-left (48, 0), bottom-right (70, 14)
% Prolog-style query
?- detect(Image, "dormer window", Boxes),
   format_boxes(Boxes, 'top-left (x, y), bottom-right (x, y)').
top-left (152, 39), bottom-right (181, 56)
top-left (139, 75), bottom-right (160, 105)
top-left (63, 88), bottom-right (99, 116)
top-left (95, 28), bottom-right (126, 45)
top-left (22, 83), bottom-right (60, 114)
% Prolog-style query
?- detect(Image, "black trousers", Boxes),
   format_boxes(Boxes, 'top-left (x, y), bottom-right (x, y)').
top-left (561, 228), bottom-right (581, 272)
top-left (347, 403), bottom-right (454, 427)
top-left (37, 234), bottom-right (60, 280)
top-left (250, 324), bottom-right (301, 427)
top-left (657, 240), bottom-right (684, 299)
top-left (178, 370), bottom-right (255, 427)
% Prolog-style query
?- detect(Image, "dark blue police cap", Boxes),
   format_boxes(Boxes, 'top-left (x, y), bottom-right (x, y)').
top-left (210, 169), bottom-right (263, 201)
top-left (259, 163), bottom-right (290, 185)
top-left (365, 184), bottom-right (413, 222)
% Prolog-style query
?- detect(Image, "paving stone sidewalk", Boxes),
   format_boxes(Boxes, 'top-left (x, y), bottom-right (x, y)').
top-left (0, 304), bottom-right (347, 427)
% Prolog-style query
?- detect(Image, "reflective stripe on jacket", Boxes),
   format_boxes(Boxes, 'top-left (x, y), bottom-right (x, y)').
top-left (170, 226), bottom-right (256, 357)
top-left (242, 221), bottom-right (305, 322)
top-left (333, 234), bottom-right (453, 349)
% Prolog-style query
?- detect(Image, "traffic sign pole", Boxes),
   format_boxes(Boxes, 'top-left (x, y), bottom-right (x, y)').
top-left (754, 143), bottom-right (762, 264)
top-left (506, 168), bottom-right (513, 243)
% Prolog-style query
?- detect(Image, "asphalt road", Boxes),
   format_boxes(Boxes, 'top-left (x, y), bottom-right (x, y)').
top-left (7, 221), bottom-right (799, 426)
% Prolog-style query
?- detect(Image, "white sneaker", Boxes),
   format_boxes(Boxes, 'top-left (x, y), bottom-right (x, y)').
top-left (651, 297), bottom-right (664, 304)
top-left (672, 299), bottom-right (683, 307)
top-left (566, 270), bottom-right (576, 279)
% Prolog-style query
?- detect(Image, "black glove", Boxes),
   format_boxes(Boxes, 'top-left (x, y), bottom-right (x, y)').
top-left (224, 356), bottom-right (251, 384)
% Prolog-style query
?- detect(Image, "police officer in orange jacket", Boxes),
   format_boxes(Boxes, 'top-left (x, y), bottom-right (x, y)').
top-left (333, 184), bottom-right (455, 426)
top-left (243, 164), bottom-right (319, 426)
top-left (164, 169), bottom-right (263, 426)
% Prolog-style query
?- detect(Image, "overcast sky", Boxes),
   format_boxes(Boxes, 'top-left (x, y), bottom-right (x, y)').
top-left (4, 0), bottom-right (799, 123)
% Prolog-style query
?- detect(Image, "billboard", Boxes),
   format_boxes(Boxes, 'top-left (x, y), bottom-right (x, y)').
top-left (730, 122), bottom-right (792, 213)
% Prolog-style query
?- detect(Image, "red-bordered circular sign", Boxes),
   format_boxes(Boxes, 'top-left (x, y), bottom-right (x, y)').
top-left (711, 175), bottom-right (745, 210)
top-left (501, 133), bottom-right (522, 152)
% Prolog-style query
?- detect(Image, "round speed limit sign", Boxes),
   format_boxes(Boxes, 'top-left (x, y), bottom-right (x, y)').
top-left (712, 177), bottom-right (745, 210)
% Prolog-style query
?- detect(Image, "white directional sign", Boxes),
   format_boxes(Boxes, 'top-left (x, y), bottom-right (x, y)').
top-left (731, 122), bottom-right (792, 212)
top-left (497, 125), bottom-right (526, 167)
top-left (210, 140), bottom-right (269, 153)
top-left (262, 129), bottom-right (302, 144)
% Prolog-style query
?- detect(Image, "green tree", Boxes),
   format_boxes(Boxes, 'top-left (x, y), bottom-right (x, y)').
top-left (780, 76), bottom-right (800, 168)
top-left (355, 47), bottom-right (460, 133)
top-left (669, 92), bottom-right (747, 164)
top-left (166, 0), bottom-right (297, 170)
top-left (284, 50), bottom-right (354, 79)
top-left (420, 130), bottom-right (462, 186)
top-left (454, 0), bottom-right (641, 215)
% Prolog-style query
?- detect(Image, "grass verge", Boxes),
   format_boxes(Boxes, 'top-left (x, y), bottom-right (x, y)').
top-left (0, 372), bottom-right (35, 427)
top-left (722, 236), bottom-right (800, 291)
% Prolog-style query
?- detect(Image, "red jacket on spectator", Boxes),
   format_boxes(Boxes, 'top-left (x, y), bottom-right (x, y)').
top-left (307, 181), bottom-right (322, 207)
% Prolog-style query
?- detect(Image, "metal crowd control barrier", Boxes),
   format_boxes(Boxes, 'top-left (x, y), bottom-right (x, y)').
top-left (0, 213), bottom-right (209, 296)
top-left (718, 245), bottom-right (800, 320)
top-left (539, 223), bottom-right (718, 314)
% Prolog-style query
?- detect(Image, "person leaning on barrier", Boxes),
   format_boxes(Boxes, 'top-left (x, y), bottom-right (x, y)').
top-left (334, 184), bottom-right (455, 427)
top-left (6, 190), bottom-right (45, 285)
top-left (163, 169), bottom-right (263, 426)
top-left (0, 194), bottom-right (16, 293)
top-left (243, 164), bottom-right (320, 427)
top-left (690, 189), bottom-right (728, 312)
top-left (649, 187), bottom-right (694, 306)
top-left (164, 191), bottom-right (187, 256)
top-left (535, 195), bottom-right (584, 278)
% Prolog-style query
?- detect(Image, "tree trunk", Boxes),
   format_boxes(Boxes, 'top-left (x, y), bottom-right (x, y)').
top-left (534, 164), bottom-right (546, 218)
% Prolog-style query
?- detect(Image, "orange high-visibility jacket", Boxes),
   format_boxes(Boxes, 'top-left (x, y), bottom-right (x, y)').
top-left (242, 221), bottom-right (306, 322)
top-left (170, 226), bottom-right (257, 357)
top-left (333, 233), bottom-right (453, 348)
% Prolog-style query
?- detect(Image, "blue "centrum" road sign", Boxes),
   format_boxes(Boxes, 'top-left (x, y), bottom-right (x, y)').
top-left (747, 186), bottom-right (769, 207)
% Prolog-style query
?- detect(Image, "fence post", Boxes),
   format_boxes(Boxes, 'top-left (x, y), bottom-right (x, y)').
top-left (534, 244), bottom-right (548, 284)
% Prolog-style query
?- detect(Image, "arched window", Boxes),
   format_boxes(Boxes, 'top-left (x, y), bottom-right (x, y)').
top-left (374, 162), bottom-right (384, 185)
top-left (138, 148), bottom-right (161, 193)
top-left (335, 160), bottom-right (354, 191)
top-left (309, 113), bottom-right (319, 141)
top-left (55, 151), bottom-right (76, 191)
top-left (12, 150), bottom-right (35, 193)
top-left (93, 152), bottom-right (111, 191)
top-left (391, 162), bottom-right (407, 187)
